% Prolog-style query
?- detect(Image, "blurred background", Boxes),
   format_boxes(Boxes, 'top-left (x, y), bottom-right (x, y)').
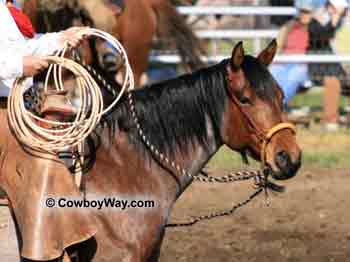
top-left (151, 0), bottom-right (350, 133)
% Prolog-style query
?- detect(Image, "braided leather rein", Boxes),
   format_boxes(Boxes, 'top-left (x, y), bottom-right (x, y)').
top-left (127, 91), bottom-right (286, 227)
top-left (76, 55), bottom-right (284, 227)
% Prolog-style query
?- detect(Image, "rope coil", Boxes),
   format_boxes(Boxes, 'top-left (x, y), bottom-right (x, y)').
top-left (8, 28), bottom-right (134, 153)
top-left (8, 56), bottom-right (103, 152)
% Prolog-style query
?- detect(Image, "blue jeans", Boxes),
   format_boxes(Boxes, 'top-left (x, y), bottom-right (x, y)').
top-left (269, 63), bottom-right (309, 104)
top-left (147, 66), bottom-right (177, 84)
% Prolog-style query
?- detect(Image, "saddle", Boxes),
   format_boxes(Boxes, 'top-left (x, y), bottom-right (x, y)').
top-left (40, 90), bottom-right (86, 189)
top-left (0, 90), bottom-right (80, 208)
top-left (40, 90), bottom-right (77, 118)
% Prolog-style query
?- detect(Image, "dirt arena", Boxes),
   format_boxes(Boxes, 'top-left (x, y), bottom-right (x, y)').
top-left (162, 168), bottom-right (350, 262)
top-left (0, 167), bottom-right (349, 261)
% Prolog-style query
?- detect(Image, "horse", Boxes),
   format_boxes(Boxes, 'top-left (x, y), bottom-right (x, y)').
top-left (1, 40), bottom-right (301, 262)
top-left (12, 40), bottom-right (299, 262)
top-left (22, 0), bottom-right (205, 86)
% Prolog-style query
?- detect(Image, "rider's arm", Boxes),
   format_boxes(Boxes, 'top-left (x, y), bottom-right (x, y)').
top-left (25, 33), bottom-right (63, 57)
top-left (0, 49), bottom-right (23, 80)
top-left (0, 4), bottom-right (23, 80)
top-left (25, 27), bottom-right (86, 57)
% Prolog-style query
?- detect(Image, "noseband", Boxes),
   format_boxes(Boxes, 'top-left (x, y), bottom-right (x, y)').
top-left (226, 80), bottom-right (296, 169)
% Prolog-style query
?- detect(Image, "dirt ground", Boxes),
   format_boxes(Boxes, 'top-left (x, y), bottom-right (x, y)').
top-left (161, 168), bottom-right (350, 262)
top-left (1, 168), bottom-right (349, 262)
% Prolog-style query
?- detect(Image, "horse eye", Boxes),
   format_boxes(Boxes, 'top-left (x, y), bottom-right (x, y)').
top-left (239, 96), bottom-right (251, 105)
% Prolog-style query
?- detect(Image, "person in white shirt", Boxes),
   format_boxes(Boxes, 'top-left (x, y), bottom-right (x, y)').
top-left (0, 0), bottom-right (85, 96)
top-left (0, 1), bottom-right (97, 261)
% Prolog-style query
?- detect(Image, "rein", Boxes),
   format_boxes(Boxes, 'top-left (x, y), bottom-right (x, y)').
top-left (126, 83), bottom-right (289, 227)
top-left (74, 53), bottom-right (290, 227)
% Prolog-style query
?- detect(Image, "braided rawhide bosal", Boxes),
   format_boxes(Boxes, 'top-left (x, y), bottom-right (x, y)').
top-left (74, 49), bottom-right (285, 227)
top-left (126, 91), bottom-right (280, 226)
top-left (73, 49), bottom-right (265, 184)
top-left (127, 91), bottom-right (266, 183)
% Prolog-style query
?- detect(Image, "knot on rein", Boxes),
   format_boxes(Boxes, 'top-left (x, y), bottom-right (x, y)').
top-left (8, 28), bottom-right (134, 154)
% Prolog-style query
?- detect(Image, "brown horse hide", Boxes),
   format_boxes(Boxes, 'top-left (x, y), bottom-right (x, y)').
top-left (0, 102), bottom-right (96, 261)
top-left (77, 0), bottom-right (118, 34)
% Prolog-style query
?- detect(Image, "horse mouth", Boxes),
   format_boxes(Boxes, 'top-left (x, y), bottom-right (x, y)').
top-left (242, 148), bottom-right (301, 180)
top-left (269, 160), bottom-right (301, 180)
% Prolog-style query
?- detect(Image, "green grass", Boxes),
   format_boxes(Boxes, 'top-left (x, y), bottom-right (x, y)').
top-left (207, 127), bottom-right (350, 170)
top-left (291, 88), bottom-right (348, 109)
top-left (207, 146), bottom-right (255, 170)
top-left (302, 152), bottom-right (350, 169)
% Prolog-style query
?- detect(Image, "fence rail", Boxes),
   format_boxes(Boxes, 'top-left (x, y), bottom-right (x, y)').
top-left (195, 29), bottom-right (278, 39)
top-left (149, 6), bottom-right (350, 64)
top-left (150, 54), bottom-right (350, 64)
top-left (177, 6), bottom-right (297, 16)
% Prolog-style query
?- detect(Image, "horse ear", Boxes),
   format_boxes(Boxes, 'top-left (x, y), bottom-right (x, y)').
top-left (230, 41), bottom-right (245, 70)
top-left (257, 39), bottom-right (277, 67)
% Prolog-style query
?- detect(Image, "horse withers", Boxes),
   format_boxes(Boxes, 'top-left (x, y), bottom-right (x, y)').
top-left (63, 39), bottom-right (301, 262)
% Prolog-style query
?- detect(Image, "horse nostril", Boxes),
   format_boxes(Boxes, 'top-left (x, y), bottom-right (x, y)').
top-left (275, 150), bottom-right (290, 169)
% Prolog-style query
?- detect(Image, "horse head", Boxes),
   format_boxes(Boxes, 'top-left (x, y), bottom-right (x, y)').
top-left (221, 40), bottom-right (302, 180)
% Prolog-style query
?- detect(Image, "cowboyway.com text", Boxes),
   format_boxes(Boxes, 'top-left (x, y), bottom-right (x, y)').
top-left (45, 196), bottom-right (155, 210)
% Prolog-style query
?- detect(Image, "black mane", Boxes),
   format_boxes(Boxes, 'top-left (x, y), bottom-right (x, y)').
top-left (241, 55), bottom-right (279, 100)
top-left (101, 56), bottom-right (278, 156)
top-left (104, 61), bottom-right (228, 156)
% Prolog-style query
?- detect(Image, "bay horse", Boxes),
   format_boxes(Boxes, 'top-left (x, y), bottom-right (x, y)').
top-left (57, 41), bottom-right (301, 261)
top-left (2, 41), bottom-right (301, 262)
top-left (22, 0), bottom-right (205, 86)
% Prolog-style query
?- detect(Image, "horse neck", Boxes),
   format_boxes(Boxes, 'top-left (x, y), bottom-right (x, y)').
top-left (168, 117), bottom-right (222, 197)
top-left (95, 63), bottom-right (228, 199)
top-left (121, 68), bottom-right (227, 195)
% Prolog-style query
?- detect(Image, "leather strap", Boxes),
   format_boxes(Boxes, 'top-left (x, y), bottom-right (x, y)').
top-left (226, 77), bottom-right (296, 168)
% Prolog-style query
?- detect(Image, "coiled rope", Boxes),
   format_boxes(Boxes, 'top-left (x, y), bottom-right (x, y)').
top-left (8, 28), bottom-right (134, 153)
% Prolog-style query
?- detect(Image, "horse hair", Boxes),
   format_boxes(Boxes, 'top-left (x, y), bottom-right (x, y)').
top-left (101, 56), bottom-right (278, 157)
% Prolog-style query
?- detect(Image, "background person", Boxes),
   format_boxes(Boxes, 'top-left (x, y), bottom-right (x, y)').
top-left (270, 0), bottom-right (349, 131)
top-left (308, 0), bottom-right (349, 130)
top-left (269, 1), bottom-right (314, 105)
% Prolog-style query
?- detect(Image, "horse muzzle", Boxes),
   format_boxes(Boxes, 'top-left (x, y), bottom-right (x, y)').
top-left (261, 123), bottom-right (302, 180)
top-left (271, 150), bottom-right (302, 180)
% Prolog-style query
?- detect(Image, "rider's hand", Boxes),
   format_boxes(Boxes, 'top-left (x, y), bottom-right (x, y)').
top-left (23, 56), bottom-right (49, 77)
top-left (59, 27), bottom-right (88, 48)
